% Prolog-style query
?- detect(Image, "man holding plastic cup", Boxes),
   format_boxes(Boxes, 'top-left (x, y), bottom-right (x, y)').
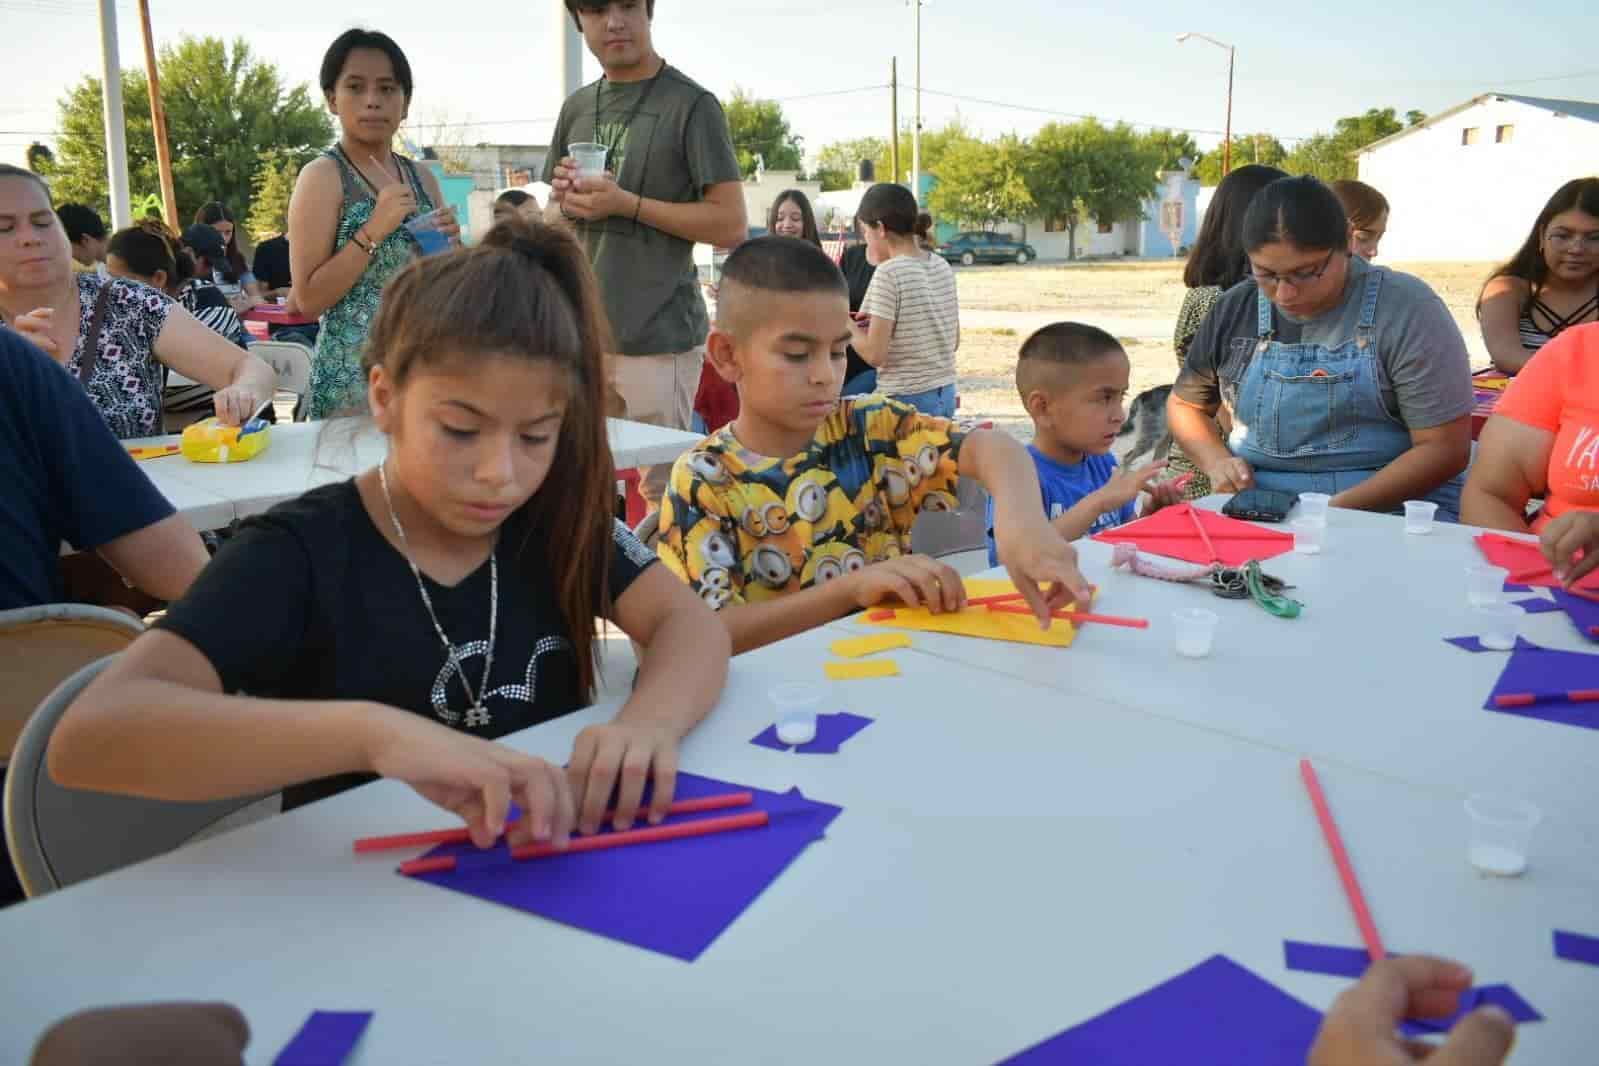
top-left (545, 0), bottom-right (747, 508)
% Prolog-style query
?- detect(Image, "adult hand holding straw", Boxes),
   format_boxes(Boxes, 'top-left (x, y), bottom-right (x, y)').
top-left (1308, 956), bottom-right (1516, 1066)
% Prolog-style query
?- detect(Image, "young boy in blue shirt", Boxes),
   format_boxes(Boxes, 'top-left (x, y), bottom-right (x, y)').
top-left (986, 323), bottom-right (1183, 564)
top-left (656, 237), bottom-right (1092, 653)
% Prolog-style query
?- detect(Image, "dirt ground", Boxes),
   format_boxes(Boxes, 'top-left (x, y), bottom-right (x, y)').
top-left (954, 259), bottom-right (1497, 441)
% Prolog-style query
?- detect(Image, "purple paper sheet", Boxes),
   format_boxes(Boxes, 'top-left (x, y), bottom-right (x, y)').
top-left (1486, 644), bottom-right (1599, 731)
top-left (997, 955), bottom-right (1322, 1065)
top-left (1551, 588), bottom-right (1599, 642)
top-left (1555, 929), bottom-right (1599, 966)
top-left (273, 1011), bottom-right (373, 1066)
top-left (1514, 596), bottom-right (1563, 615)
top-left (1444, 636), bottom-right (1542, 654)
top-left (1400, 985), bottom-right (1542, 1036)
top-left (1283, 940), bottom-right (1373, 978)
top-left (751, 712), bottom-right (874, 754)
top-left (405, 772), bottom-right (843, 962)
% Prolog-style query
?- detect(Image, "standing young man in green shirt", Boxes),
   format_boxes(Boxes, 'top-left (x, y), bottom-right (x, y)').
top-left (545, 0), bottom-right (747, 504)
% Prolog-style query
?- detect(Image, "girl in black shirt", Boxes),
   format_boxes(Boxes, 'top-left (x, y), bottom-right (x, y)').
top-left (51, 220), bottom-right (730, 848)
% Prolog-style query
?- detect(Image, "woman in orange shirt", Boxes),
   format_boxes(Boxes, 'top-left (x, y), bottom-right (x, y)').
top-left (1462, 322), bottom-right (1599, 532)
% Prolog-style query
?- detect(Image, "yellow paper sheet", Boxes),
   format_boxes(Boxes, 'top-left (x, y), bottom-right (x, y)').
top-left (857, 578), bottom-right (1088, 648)
top-left (824, 659), bottom-right (901, 681)
top-left (1474, 376), bottom-right (1511, 392)
top-left (830, 633), bottom-right (914, 659)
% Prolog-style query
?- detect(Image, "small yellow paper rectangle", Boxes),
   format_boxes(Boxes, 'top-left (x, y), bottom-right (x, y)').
top-left (824, 659), bottom-right (900, 681)
top-left (830, 633), bottom-right (913, 659)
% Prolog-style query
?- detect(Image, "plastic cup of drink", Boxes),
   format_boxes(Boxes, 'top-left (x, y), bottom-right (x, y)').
top-left (1465, 793), bottom-right (1540, 877)
top-left (1473, 602), bottom-right (1523, 651)
top-left (1404, 500), bottom-right (1438, 534)
top-left (770, 681), bottom-right (825, 746)
top-left (1292, 517), bottom-right (1326, 555)
top-left (404, 211), bottom-right (450, 256)
top-left (1172, 608), bottom-right (1219, 659)
top-left (1467, 563), bottom-right (1510, 607)
top-left (569, 141), bottom-right (609, 179)
top-left (1297, 492), bottom-right (1331, 520)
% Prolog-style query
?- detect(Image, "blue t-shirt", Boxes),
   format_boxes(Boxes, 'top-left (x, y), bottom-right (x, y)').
top-left (0, 327), bottom-right (176, 608)
top-left (986, 446), bottom-right (1135, 565)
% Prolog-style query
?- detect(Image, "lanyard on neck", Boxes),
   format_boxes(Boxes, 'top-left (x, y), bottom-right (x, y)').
top-left (595, 59), bottom-right (667, 149)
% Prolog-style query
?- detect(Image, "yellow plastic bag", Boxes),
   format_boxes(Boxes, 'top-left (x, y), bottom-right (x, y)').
top-left (180, 417), bottom-right (271, 463)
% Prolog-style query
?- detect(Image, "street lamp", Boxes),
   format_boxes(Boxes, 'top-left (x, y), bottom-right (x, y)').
top-left (1177, 31), bottom-right (1235, 178)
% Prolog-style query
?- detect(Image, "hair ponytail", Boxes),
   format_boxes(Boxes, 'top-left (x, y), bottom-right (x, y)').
top-left (360, 218), bottom-right (616, 695)
top-left (914, 212), bottom-right (933, 240)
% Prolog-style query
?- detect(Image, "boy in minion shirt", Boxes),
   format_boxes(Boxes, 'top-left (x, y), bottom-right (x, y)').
top-left (656, 236), bottom-right (1091, 653)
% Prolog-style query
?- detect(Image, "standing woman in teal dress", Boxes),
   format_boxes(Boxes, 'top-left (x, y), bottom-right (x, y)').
top-left (288, 29), bottom-right (459, 418)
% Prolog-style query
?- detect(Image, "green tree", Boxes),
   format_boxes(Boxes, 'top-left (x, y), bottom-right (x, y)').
top-left (1193, 133), bottom-right (1287, 184)
top-left (1283, 107), bottom-right (1408, 181)
top-left (247, 151), bottom-right (300, 240)
top-left (812, 136), bottom-right (886, 191)
top-left (926, 133), bottom-right (1034, 233)
top-left (1142, 128), bottom-right (1201, 172)
top-left (1026, 118), bottom-right (1162, 260)
top-left (723, 88), bottom-right (803, 178)
top-left (52, 36), bottom-right (331, 225)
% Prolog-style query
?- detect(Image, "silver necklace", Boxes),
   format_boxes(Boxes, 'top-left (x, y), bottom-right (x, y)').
top-left (378, 461), bottom-right (498, 727)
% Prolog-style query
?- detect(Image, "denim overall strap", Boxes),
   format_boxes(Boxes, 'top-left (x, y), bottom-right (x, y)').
top-left (1354, 266), bottom-right (1383, 350)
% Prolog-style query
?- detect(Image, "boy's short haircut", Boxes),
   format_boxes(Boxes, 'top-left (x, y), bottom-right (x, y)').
top-left (715, 235), bottom-right (848, 339)
top-left (1015, 322), bottom-right (1126, 400)
top-left (566, 0), bottom-right (655, 23)
top-left (496, 189), bottom-right (533, 207)
top-left (57, 203), bottom-right (106, 243)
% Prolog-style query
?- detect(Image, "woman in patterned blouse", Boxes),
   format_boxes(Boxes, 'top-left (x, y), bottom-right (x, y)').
top-left (286, 29), bottom-right (460, 419)
top-left (1167, 164), bottom-right (1286, 499)
top-left (0, 166), bottom-right (275, 440)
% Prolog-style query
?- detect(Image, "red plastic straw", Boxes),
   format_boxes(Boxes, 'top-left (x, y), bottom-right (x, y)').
top-left (511, 810), bottom-right (769, 861)
top-left (868, 610), bottom-right (897, 621)
top-left (1169, 472), bottom-right (1195, 491)
top-left (1510, 564), bottom-right (1554, 583)
top-left (1188, 505), bottom-right (1219, 563)
top-left (398, 855), bottom-right (457, 876)
top-left (1494, 689), bottom-right (1599, 709)
top-left (967, 592), bottom-right (1027, 607)
top-left (1564, 586), bottom-right (1599, 605)
top-left (985, 603), bottom-right (1149, 629)
top-left (1107, 530), bottom-right (1269, 540)
top-left (356, 791), bottom-right (754, 853)
top-left (1299, 758), bottom-right (1386, 962)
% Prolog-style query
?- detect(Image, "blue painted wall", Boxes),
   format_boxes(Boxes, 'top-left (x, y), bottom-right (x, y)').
top-left (1138, 175), bottom-right (1200, 255)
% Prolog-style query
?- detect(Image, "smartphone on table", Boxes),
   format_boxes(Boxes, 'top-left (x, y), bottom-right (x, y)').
top-left (1221, 488), bottom-right (1299, 523)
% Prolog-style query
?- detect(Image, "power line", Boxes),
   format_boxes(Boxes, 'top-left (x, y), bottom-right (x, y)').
top-left (916, 87), bottom-right (1317, 142)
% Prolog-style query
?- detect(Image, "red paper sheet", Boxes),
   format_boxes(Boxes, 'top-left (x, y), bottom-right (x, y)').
top-left (1092, 503), bottom-right (1293, 567)
top-left (1475, 532), bottom-right (1599, 592)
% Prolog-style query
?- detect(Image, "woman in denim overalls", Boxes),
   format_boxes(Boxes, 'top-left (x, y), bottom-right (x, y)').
top-left (1168, 177), bottom-right (1472, 520)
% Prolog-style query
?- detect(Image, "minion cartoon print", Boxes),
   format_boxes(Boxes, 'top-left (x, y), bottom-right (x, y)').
top-left (655, 396), bottom-right (965, 607)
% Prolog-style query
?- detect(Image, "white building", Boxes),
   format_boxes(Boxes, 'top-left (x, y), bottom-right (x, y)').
top-left (1022, 168), bottom-right (1201, 260)
top-left (1357, 93), bottom-right (1599, 261)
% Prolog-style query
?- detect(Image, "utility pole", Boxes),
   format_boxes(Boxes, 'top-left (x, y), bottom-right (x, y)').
top-left (1223, 44), bottom-right (1234, 176)
top-left (137, 0), bottom-right (178, 227)
top-left (889, 58), bottom-right (899, 183)
top-left (96, 0), bottom-right (132, 229)
top-left (911, 0), bottom-right (922, 203)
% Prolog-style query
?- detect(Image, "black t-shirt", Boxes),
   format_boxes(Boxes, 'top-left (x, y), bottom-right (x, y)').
top-left (156, 480), bottom-right (657, 806)
top-left (0, 327), bottom-right (175, 608)
top-left (839, 243), bottom-right (877, 383)
top-left (252, 235), bottom-right (291, 291)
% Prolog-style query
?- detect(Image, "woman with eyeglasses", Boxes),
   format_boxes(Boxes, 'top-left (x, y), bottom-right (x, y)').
top-left (1168, 175), bottom-right (1474, 519)
top-left (1477, 178), bottom-right (1599, 375)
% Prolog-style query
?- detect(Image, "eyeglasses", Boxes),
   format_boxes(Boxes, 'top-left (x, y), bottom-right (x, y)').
top-left (1250, 250), bottom-right (1337, 289)
top-left (1546, 231), bottom-right (1599, 252)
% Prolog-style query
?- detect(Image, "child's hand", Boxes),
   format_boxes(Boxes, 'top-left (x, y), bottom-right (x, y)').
top-left (1308, 956), bottom-right (1513, 1066)
top-left (1141, 473), bottom-right (1187, 516)
top-left (994, 516), bottom-right (1094, 627)
top-left (847, 554), bottom-right (967, 613)
top-left (567, 720), bottom-right (682, 835)
top-left (365, 708), bottom-right (575, 850)
top-left (1096, 460), bottom-right (1168, 514)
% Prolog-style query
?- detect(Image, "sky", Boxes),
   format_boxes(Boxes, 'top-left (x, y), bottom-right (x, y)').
top-left (3, 0), bottom-right (1597, 173)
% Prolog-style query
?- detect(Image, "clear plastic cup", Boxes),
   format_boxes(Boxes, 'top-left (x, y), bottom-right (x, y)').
top-left (1297, 492), bottom-right (1331, 520)
top-left (1465, 793), bottom-right (1541, 877)
top-left (1467, 564), bottom-right (1510, 607)
top-left (404, 211), bottom-right (450, 256)
top-left (1474, 602), bottom-right (1523, 651)
top-left (1292, 517), bottom-right (1326, 555)
top-left (1172, 608), bottom-right (1219, 659)
top-left (770, 681), bottom-right (825, 746)
top-left (569, 141), bottom-right (609, 179)
top-left (1404, 500), bottom-right (1438, 535)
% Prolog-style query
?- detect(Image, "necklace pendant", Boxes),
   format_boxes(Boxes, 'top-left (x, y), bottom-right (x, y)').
top-left (465, 702), bottom-right (492, 729)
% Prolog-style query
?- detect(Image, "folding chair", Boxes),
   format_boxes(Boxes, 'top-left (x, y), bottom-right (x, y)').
top-left (4, 657), bottom-right (272, 897)
top-left (251, 339), bottom-right (314, 422)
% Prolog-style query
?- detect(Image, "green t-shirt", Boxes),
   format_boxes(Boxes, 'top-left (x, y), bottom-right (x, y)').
top-left (544, 64), bottom-right (742, 356)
